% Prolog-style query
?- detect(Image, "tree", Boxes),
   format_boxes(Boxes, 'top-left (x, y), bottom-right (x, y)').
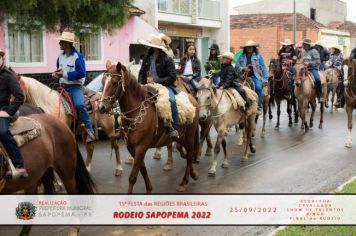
top-left (0, 0), bottom-right (133, 33)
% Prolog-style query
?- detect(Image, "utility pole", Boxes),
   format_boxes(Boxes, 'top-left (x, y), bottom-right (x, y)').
top-left (293, 0), bottom-right (296, 44)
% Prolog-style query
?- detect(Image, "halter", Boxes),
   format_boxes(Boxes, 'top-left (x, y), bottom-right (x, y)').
top-left (100, 70), bottom-right (125, 108)
top-left (197, 85), bottom-right (226, 118)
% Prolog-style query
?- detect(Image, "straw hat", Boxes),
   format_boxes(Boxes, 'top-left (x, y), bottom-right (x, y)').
top-left (331, 46), bottom-right (341, 52)
top-left (302, 39), bottom-right (312, 45)
top-left (158, 33), bottom-right (172, 45)
top-left (218, 52), bottom-right (235, 62)
top-left (0, 48), bottom-right (4, 57)
top-left (241, 40), bottom-right (259, 48)
top-left (138, 34), bottom-right (169, 54)
top-left (57, 31), bottom-right (76, 43)
top-left (280, 39), bottom-right (293, 46)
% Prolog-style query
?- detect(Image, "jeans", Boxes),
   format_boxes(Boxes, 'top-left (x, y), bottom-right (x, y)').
top-left (310, 69), bottom-right (322, 97)
top-left (319, 62), bottom-right (326, 71)
top-left (212, 75), bottom-right (220, 86)
top-left (289, 66), bottom-right (295, 97)
top-left (167, 87), bottom-right (179, 130)
top-left (234, 84), bottom-right (250, 109)
top-left (252, 75), bottom-right (262, 111)
top-left (0, 117), bottom-right (24, 168)
top-left (190, 78), bottom-right (199, 91)
top-left (64, 84), bottom-right (94, 133)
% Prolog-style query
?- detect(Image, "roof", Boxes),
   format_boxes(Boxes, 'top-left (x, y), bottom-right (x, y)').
top-left (230, 13), bottom-right (325, 31)
top-left (327, 20), bottom-right (356, 37)
top-left (129, 5), bottom-right (146, 16)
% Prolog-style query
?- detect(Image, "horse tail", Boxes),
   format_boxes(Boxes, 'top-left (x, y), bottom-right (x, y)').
top-left (75, 146), bottom-right (96, 194)
top-left (41, 168), bottom-right (55, 194)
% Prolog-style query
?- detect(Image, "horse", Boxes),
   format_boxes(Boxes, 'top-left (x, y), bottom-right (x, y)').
top-left (268, 58), bottom-right (298, 129)
top-left (324, 63), bottom-right (339, 112)
top-left (294, 61), bottom-right (327, 133)
top-left (343, 59), bottom-right (356, 148)
top-left (17, 75), bottom-right (124, 176)
top-left (99, 61), bottom-right (200, 193)
top-left (196, 77), bottom-right (258, 176)
top-left (0, 114), bottom-right (95, 236)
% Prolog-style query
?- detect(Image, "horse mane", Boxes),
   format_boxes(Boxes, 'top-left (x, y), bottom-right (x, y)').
top-left (20, 76), bottom-right (60, 115)
top-left (119, 65), bottom-right (147, 100)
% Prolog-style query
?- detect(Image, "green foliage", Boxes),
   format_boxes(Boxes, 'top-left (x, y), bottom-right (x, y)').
top-left (0, 0), bottom-right (133, 34)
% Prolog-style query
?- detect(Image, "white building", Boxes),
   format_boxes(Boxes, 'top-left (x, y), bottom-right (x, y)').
top-left (233, 0), bottom-right (347, 26)
top-left (134, 0), bottom-right (230, 72)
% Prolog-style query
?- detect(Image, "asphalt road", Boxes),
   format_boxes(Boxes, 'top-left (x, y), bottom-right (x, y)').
top-left (1, 104), bottom-right (356, 236)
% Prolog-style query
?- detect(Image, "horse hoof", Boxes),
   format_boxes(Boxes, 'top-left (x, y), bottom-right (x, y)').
top-left (288, 123), bottom-right (292, 127)
top-left (191, 171), bottom-right (199, 180)
top-left (294, 118), bottom-right (299, 124)
top-left (275, 126), bottom-right (279, 130)
top-left (250, 145), bottom-right (256, 154)
top-left (238, 140), bottom-right (244, 145)
top-left (208, 171), bottom-right (216, 177)
top-left (205, 149), bottom-right (213, 157)
top-left (163, 164), bottom-right (173, 171)
top-left (221, 163), bottom-right (229, 168)
top-left (153, 153), bottom-right (161, 160)
top-left (241, 157), bottom-right (248, 162)
top-left (193, 159), bottom-right (200, 164)
top-left (319, 124), bottom-right (323, 129)
top-left (260, 133), bottom-right (265, 138)
top-left (269, 115), bottom-right (273, 120)
top-left (345, 143), bottom-right (352, 148)
top-left (125, 156), bottom-right (134, 164)
top-left (176, 185), bottom-right (187, 192)
top-left (115, 169), bottom-right (122, 176)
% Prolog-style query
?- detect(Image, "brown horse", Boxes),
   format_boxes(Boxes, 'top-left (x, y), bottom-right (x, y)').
top-left (343, 59), bottom-right (356, 148)
top-left (324, 65), bottom-right (339, 112)
top-left (294, 61), bottom-right (327, 133)
top-left (268, 58), bottom-right (298, 129)
top-left (99, 61), bottom-right (200, 193)
top-left (1, 114), bottom-right (95, 235)
top-left (18, 76), bottom-right (123, 176)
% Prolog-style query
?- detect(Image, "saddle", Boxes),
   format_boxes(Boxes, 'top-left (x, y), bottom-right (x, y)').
top-left (57, 87), bottom-right (76, 118)
top-left (225, 89), bottom-right (245, 110)
top-left (0, 117), bottom-right (41, 182)
top-left (144, 83), bottom-right (196, 126)
top-left (84, 88), bottom-right (101, 114)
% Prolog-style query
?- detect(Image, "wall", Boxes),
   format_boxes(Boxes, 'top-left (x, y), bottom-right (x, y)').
top-left (234, 0), bottom-right (346, 25)
top-left (230, 26), bottom-right (319, 64)
top-left (319, 28), bottom-right (351, 55)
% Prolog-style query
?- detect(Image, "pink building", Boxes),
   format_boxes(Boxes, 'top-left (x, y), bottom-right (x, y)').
top-left (0, 6), bottom-right (158, 83)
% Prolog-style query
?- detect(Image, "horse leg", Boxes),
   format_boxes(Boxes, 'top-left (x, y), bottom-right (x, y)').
top-left (153, 147), bottom-right (162, 160)
top-left (139, 162), bottom-right (153, 194)
top-left (287, 100), bottom-right (292, 127)
top-left (205, 132), bottom-right (213, 157)
top-left (293, 98), bottom-right (299, 123)
top-left (177, 137), bottom-right (197, 192)
top-left (242, 119), bottom-right (253, 162)
top-left (208, 129), bottom-right (225, 177)
top-left (345, 105), bottom-right (353, 148)
top-left (300, 100), bottom-right (308, 134)
top-left (163, 143), bottom-right (173, 171)
top-left (84, 141), bottom-right (94, 172)
top-left (238, 126), bottom-right (244, 145)
top-left (221, 138), bottom-right (229, 168)
top-left (268, 100), bottom-right (273, 120)
top-left (111, 138), bottom-right (122, 176)
top-left (331, 86), bottom-right (336, 113)
top-left (309, 99), bottom-right (316, 129)
top-left (275, 99), bottom-right (281, 129)
top-left (128, 147), bottom-right (146, 194)
top-left (326, 85), bottom-right (330, 108)
top-left (261, 100), bottom-right (267, 138)
top-left (319, 95), bottom-right (324, 129)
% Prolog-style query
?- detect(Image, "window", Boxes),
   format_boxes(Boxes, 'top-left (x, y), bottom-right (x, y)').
top-left (310, 8), bottom-right (316, 21)
top-left (171, 37), bottom-right (196, 61)
top-left (158, 0), bottom-right (167, 11)
top-left (7, 23), bottom-right (44, 63)
top-left (158, 0), bottom-right (191, 15)
top-left (74, 32), bottom-right (102, 62)
top-left (199, 0), bottom-right (220, 20)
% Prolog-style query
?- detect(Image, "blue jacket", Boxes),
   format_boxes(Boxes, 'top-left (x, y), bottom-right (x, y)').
top-left (56, 47), bottom-right (86, 85)
top-left (235, 52), bottom-right (269, 82)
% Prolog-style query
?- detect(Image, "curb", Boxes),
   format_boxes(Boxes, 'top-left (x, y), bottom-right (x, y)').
top-left (267, 175), bottom-right (356, 236)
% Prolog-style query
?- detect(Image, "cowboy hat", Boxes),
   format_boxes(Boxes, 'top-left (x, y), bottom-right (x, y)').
top-left (57, 31), bottom-right (76, 43)
top-left (302, 38), bottom-right (312, 45)
top-left (241, 40), bottom-right (259, 48)
top-left (331, 46), bottom-right (341, 51)
top-left (158, 33), bottom-right (172, 45)
top-left (138, 34), bottom-right (169, 54)
top-left (280, 39), bottom-right (293, 46)
top-left (218, 52), bottom-right (235, 62)
top-left (0, 49), bottom-right (4, 57)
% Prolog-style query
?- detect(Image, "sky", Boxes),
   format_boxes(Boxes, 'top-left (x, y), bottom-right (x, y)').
top-left (229, 0), bottom-right (356, 22)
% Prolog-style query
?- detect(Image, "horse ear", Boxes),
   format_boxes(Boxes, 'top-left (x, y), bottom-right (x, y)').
top-left (106, 60), bottom-right (112, 70)
top-left (116, 62), bottom-right (122, 72)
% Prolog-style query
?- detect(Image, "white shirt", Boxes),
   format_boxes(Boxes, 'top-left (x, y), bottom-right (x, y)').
top-left (183, 59), bottom-right (193, 76)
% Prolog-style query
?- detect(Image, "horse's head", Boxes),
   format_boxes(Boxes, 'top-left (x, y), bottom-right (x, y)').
top-left (268, 58), bottom-right (278, 77)
top-left (343, 58), bottom-right (356, 87)
top-left (196, 77), bottom-right (215, 121)
top-left (99, 60), bottom-right (127, 113)
top-left (294, 61), bottom-right (307, 87)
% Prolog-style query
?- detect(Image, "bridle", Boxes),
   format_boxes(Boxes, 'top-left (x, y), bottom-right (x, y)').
top-left (196, 85), bottom-right (227, 119)
top-left (100, 70), bottom-right (125, 108)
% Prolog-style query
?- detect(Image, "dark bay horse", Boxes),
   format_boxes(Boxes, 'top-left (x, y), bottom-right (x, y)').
top-left (1, 114), bottom-right (95, 235)
top-left (343, 59), bottom-right (356, 148)
top-left (268, 59), bottom-right (298, 128)
top-left (99, 61), bottom-right (200, 193)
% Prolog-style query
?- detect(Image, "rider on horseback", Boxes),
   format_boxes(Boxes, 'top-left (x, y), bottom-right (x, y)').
top-left (313, 41), bottom-right (330, 71)
top-left (278, 39), bottom-right (297, 99)
top-left (52, 31), bottom-right (96, 143)
top-left (301, 39), bottom-right (323, 103)
top-left (205, 44), bottom-right (222, 86)
top-left (0, 49), bottom-right (28, 178)
top-left (138, 35), bottom-right (180, 138)
top-left (218, 52), bottom-right (250, 112)
top-left (177, 44), bottom-right (201, 92)
top-left (328, 46), bottom-right (344, 108)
